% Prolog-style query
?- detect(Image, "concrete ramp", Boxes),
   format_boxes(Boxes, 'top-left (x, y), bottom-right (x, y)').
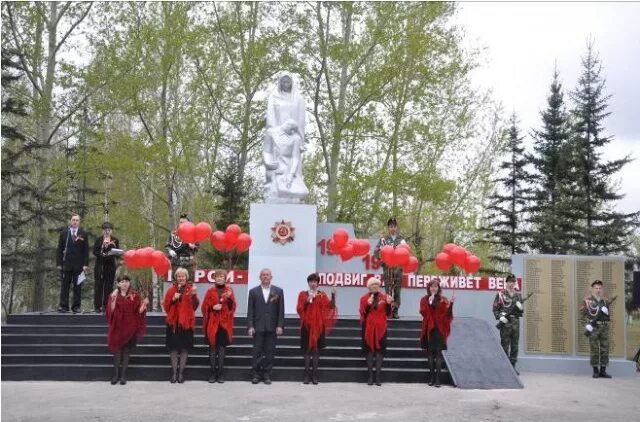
top-left (443, 317), bottom-right (523, 389)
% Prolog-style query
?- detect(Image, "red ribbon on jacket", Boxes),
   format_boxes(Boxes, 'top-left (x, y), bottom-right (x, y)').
top-left (296, 290), bottom-right (338, 351)
top-left (201, 285), bottom-right (237, 347)
top-left (359, 293), bottom-right (389, 352)
top-left (163, 283), bottom-right (198, 332)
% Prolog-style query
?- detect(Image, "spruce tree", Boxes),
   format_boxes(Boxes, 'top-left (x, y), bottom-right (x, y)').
top-left (483, 113), bottom-right (531, 264)
top-left (529, 66), bottom-right (574, 254)
top-left (566, 41), bottom-right (638, 254)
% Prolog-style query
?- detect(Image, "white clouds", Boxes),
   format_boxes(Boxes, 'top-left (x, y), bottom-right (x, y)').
top-left (456, 2), bottom-right (640, 214)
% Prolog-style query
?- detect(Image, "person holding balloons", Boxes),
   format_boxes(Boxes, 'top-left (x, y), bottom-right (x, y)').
top-left (166, 213), bottom-right (199, 281)
top-left (201, 269), bottom-right (236, 383)
top-left (373, 217), bottom-right (406, 319)
top-left (419, 279), bottom-right (454, 388)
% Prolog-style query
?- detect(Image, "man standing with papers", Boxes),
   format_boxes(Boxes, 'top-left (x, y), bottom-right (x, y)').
top-left (56, 213), bottom-right (89, 313)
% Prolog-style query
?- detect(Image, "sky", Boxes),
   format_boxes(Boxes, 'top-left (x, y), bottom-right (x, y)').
top-left (456, 1), bottom-right (640, 215)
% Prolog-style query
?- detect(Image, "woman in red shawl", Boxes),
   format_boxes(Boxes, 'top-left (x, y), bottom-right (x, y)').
top-left (106, 275), bottom-right (148, 385)
top-left (296, 273), bottom-right (338, 385)
top-left (419, 279), bottom-right (454, 387)
top-left (163, 267), bottom-right (199, 383)
top-left (201, 269), bottom-right (236, 383)
top-left (359, 276), bottom-right (392, 386)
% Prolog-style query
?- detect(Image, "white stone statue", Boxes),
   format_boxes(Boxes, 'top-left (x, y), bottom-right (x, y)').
top-left (263, 119), bottom-right (309, 203)
top-left (262, 72), bottom-right (308, 203)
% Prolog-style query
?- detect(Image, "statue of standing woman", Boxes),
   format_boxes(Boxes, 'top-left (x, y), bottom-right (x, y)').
top-left (263, 72), bottom-right (308, 203)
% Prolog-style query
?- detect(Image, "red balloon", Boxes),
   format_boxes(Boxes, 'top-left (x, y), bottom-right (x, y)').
top-left (210, 231), bottom-right (226, 250)
top-left (235, 233), bottom-right (252, 253)
top-left (123, 250), bottom-right (138, 269)
top-left (332, 228), bottom-right (349, 249)
top-left (403, 256), bottom-right (419, 273)
top-left (339, 244), bottom-right (355, 261)
top-left (194, 222), bottom-right (212, 242)
top-left (435, 252), bottom-right (452, 272)
top-left (177, 222), bottom-right (196, 243)
top-left (450, 246), bottom-right (467, 267)
top-left (380, 245), bottom-right (394, 265)
top-left (151, 250), bottom-right (166, 267)
top-left (224, 231), bottom-right (238, 249)
top-left (154, 259), bottom-right (171, 278)
top-left (442, 243), bottom-right (457, 254)
top-left (393, 247), bottom-right (410, 267)
top-left (225, 224), bottom-right (242, 245)
top-left (138, 247), bottom-right (154, 267)
top-left (327, 239), bottom-right (337, 255)
top-left (464, 255), bottom-right (481, 273)
top-left (397, 242), bottom-right (411, 253)
top-left (353, 239), bottom-right (370, 257)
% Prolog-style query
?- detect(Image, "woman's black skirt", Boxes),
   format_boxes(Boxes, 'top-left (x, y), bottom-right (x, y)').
top-left (361, 323), bottom-right (387, 353)
top-left (300, 325), bottom-right (326, 352)
top-left (207, 327), bottom-right (231, 348)
top-left (421, 328), bottom-right (447, 352)
top-left (165, 324), bottom-right (194, 351)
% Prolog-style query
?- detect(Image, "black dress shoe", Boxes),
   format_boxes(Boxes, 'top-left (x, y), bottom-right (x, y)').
top-left (71, 308), bottom-right (80, 314)
top-left (217, 374), bottom-right (225, 383)
top-left (57, 307), bottom-right (68, 313)
top-left (177, 373), bottom-right (185, 383)
top-left (110, 376), bottom-right (118, 385)
top-left (170, 374), bottom-right (177, 383)
top-left (263, 377), bottom-right (272, 385)
top-left (119, 377), bottom-right (127, 385)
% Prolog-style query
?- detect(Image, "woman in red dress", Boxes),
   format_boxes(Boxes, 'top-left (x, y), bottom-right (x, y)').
top-left (419, 279), bottom-right (454, 387)
top-left (359, 277), bottom-right (393, 386)
top-left (106, 275), bottom-right (148, 385)
top-left (201, 269), bottom-right (236, 383)
top-left (296, 273), bottom-right (337, 385)
top-left (162, 267), bottom-right (199, 383)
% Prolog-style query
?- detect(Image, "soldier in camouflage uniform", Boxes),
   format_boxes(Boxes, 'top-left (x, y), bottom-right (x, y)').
top-left (580, 280), bottom-right (612, 378)
top-left (492, 275), bottom-right (523, 373)
top-left (373, 217), bottom-right (405, 319)
top-left (166, 214), bottom-right (199, 282)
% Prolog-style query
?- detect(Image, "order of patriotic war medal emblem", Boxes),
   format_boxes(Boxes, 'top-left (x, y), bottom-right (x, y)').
top-left (271, 220), bottom-right (295, 245)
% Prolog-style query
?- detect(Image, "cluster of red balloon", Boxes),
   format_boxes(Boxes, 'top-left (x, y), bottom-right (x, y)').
top-left (176, 221), bottom-right (213, 243)
top-left (327, 228), bottom-right (371, 261)
top-left (378, 243), bottom-right (419, 273)
top-left (123, 247), bottom-right (171, 277)
top-left (210, 224), bottom-right (252, 253)
top-left (434, 243), bottom-right (481, 273)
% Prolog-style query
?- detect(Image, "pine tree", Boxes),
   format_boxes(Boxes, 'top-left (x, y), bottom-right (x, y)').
top-left (529, 66), bottom-right (574, 254)
top-left (482, 113), bottom-right (531, 264)
top-left (565, 40), bottom-right (638, 254)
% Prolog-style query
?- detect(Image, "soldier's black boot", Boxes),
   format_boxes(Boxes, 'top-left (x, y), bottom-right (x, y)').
top-left (599, 366), bottom-right (612, 378)
top-left (592, 366), bottom-right (600, 378)
top-left (208, 348), bottom-right (217, 383)
top-left (111, 351), bottom-right (121, 385)
top-left (312, 352), bottom-right (319, 385)
top-left (366, 352), bottom-right (374, 386)
top-left (303, 353), bottom-right (311, 385)
top-left (216, 347), bottom-right (226, 383)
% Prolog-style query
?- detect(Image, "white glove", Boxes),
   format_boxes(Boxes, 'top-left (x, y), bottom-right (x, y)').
top-left (585, 324), bottom-right (594, 333)
top-left (499, 316), bottom-right (508, 324)
top-left (601, 306), bottom-right (608, 315)
top-left (168, 250), bottom-right (177, 258)
top-left (516, 301), bottom-right (523, 310)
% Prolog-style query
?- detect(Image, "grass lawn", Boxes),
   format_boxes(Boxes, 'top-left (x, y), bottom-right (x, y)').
top-left (626, 318), bottom-right (640, 360)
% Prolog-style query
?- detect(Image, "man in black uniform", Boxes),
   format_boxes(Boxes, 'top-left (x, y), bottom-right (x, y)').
top-left (93, 222), bottom-right (120, 313)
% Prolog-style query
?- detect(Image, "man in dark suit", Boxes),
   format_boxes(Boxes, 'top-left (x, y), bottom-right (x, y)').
top-left (247, 268), bottom-right (285, 384)
top-left (56, 213), bottom-right (89, 313)
top-left (93, 222), bottom-right (120, 313)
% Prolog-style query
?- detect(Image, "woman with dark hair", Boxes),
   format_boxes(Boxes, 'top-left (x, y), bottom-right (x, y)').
top-left (106, 275), bottom-right (148, 385)
top-left (163, 267), bottom-right (199, 383)
top-left (296, 273), bottom-right (337, 384)
top-left (202, 269), bottom-right (236, 383)
top-left (359, 277), bottom-right (392, 386)
top-left (166, 214), bottom-right (199, 280)
top-left (419, 279), bottom-right (454, 387)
